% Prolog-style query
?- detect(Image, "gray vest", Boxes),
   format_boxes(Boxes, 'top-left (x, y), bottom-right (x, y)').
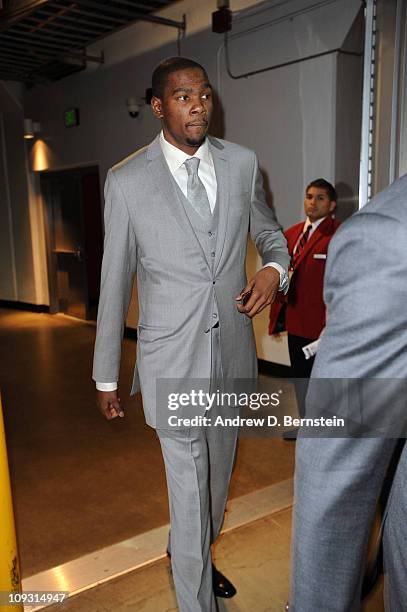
top-left (174, 183), bottom-right (220, 331)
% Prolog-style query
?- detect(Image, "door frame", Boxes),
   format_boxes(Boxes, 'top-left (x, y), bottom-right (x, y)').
top-left (40, 163), bottom-right (101, 317)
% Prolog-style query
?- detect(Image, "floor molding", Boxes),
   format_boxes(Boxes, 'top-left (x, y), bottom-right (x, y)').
top-left (258, 358), bottom-right (291, 378)
top-left (0, 300), bottom-right (50, 313)
top-left (22, 479), bottom-right (293, 610)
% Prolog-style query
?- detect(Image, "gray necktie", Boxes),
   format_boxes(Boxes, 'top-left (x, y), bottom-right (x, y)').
top-left (184, 157), bottom-right (212, 221)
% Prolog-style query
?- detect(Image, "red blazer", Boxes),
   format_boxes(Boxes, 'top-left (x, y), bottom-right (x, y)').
top-left (269, 216), bottom-right (340, 339)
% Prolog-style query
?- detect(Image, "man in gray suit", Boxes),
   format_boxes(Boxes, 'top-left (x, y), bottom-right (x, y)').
top-left (289, 173), bottom-right (407, 610)
top-left (93, 57), bottom-right (289, 611)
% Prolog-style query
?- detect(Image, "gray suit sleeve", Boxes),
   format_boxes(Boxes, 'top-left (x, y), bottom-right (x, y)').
top-left (249, 153), bottom-right (290, 272)
top-left (313, 212), bottom-right (406, 378)
top-left (92, 170), bottom-right (138, 383)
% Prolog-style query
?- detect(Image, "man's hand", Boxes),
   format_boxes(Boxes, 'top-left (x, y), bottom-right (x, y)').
top-left (96, 389), bottom-right (124, 420)
top-left (236, 267), bottom-right (280, 318)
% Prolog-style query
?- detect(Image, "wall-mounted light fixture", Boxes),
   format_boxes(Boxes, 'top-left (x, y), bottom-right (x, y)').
top-left (24, 118), bottom-right (41, 139)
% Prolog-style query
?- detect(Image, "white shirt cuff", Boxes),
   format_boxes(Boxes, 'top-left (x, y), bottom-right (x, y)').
top-left (263, 262), bottom-right (289, 294)
top-left (96, 381), bottom-right (118, 391)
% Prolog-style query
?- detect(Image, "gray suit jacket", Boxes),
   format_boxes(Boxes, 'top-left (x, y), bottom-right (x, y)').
top-left (291, 173), bottom-right (407, 610)
top-left (93, 135), bottom-right (289, 428)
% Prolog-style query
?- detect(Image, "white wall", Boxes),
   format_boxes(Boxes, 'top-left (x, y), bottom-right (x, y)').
top-left (24, 0), bottom-right (362, 226)
top-left (0, 109), bottom-right (39, 303)
top-left (0, 79), bottom-right (49, 305)
top-left (1, 0), bottom-right (363, 362)
top-left (0, 113), bottom-right (17, 300)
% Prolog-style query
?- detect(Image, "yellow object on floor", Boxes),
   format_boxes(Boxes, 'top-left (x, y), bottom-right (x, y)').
top-left (0, 395), bottom-right (23, 612)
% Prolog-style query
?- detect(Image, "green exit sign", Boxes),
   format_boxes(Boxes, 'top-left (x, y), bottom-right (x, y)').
top-left (64, 108), bottom-right (80, 128)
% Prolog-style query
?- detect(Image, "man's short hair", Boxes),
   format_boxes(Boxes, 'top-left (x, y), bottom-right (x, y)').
top-left (306, 178), bottom-right (337, 202)
top-left (151, 57), bottom-right (208, 99)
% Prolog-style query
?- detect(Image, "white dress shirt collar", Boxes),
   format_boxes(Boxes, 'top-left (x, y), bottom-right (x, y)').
top-left (159, 130), bottom-right (212, 173)
top-left (304, 215), bottom-right (329, 233)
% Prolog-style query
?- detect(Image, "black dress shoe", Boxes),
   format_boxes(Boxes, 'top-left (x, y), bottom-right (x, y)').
top-left (283, 428), bottom-right (298, 441)
top-left (167, 552), bottom-right (236, 599)
top-left (213, 565), bottom-right (236, 598)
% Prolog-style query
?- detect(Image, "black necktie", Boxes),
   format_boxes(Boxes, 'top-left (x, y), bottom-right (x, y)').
top-left (291, 225), bottom-right (312, 269)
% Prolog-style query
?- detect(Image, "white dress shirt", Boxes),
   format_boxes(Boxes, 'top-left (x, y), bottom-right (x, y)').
top-left (96, 133), bottom-right (287, 391)
top-left (159, 131), bottom-right (217, 211)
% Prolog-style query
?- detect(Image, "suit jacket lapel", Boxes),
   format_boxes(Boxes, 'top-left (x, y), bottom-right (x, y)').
top-left (146, 136), bottom-right (212, 271)
top-left (294, 216), bottom-right (333, 268)
top-left (288, 224), bottom-right (304, 253)
top-left (208, 137), bottom-right (230, 274)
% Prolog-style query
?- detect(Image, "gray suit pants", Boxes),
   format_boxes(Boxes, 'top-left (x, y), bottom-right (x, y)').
top-left (292, 437), bottom-right (407, 611)
top-left (157, 324), bottom-right (238, 612)
top-left (383, 443), bottom-right (407, 611)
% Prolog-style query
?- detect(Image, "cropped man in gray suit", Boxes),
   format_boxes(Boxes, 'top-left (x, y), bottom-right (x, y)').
top-left (93, 57), bottom-right (289, 611)
top-left (290, 173), bottom-right (407, 610)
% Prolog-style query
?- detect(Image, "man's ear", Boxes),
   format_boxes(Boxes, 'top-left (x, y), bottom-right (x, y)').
top-left (151, 96), bottom-right (163, 118)
top-left (329, 200), bottom-right (337, 213)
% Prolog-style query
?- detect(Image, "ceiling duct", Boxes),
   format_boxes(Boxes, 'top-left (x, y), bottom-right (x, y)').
top-left (0, 0), bottom-right (184, 85)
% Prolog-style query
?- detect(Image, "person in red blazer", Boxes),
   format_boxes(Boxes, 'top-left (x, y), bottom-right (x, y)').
top-left (269, 178), bottom-right (339, 427)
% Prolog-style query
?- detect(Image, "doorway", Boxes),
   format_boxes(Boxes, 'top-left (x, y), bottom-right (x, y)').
top-left (41, 166), bottom-right (103, 320)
